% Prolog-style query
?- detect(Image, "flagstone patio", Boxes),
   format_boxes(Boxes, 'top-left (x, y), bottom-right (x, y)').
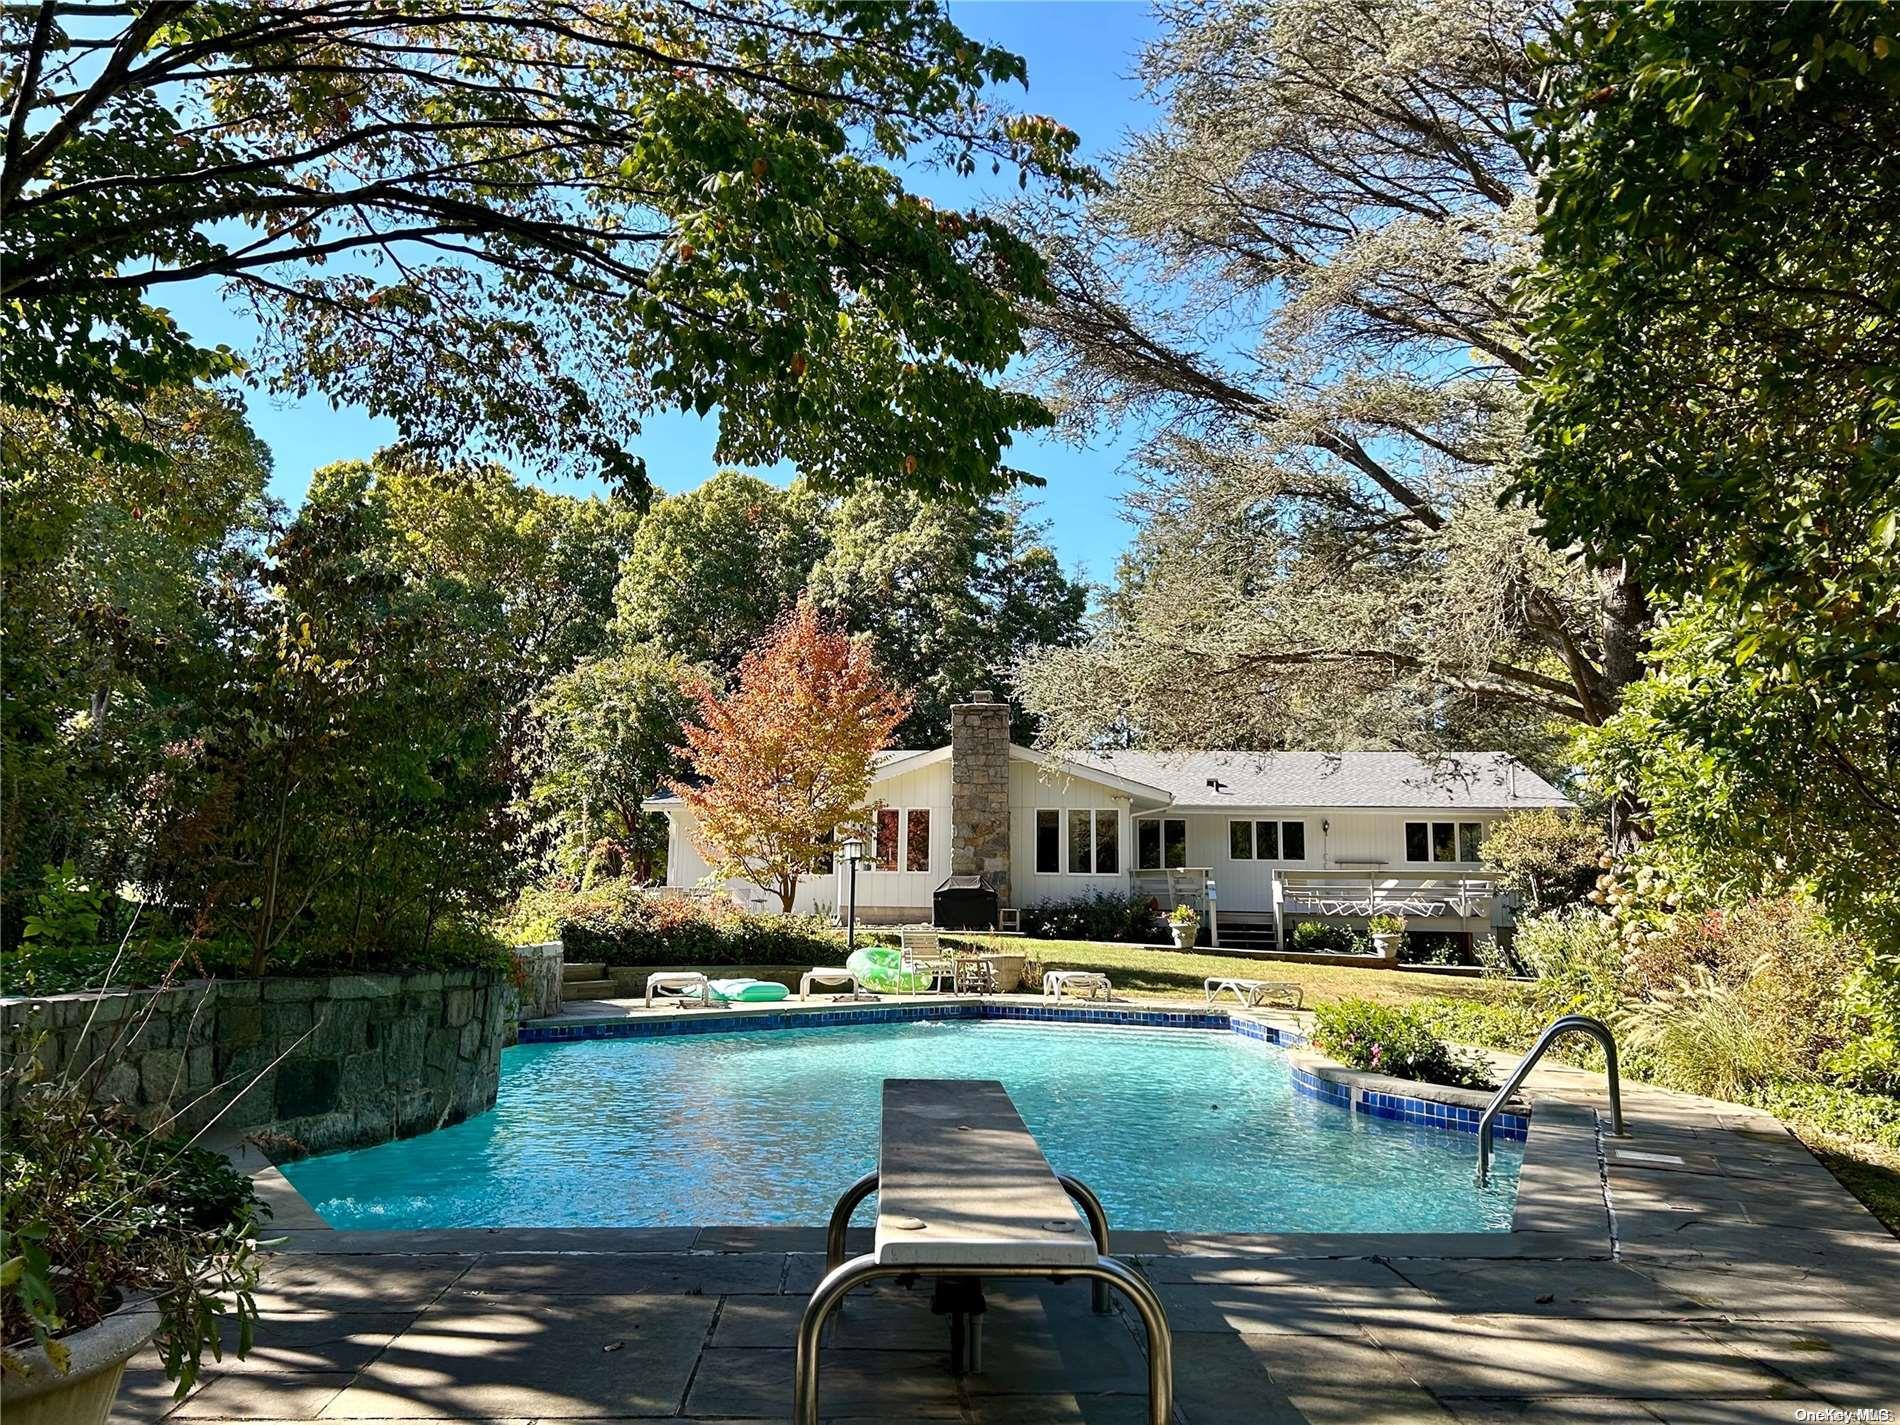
top-left (114, 1044), bottom-right (1898, 1424)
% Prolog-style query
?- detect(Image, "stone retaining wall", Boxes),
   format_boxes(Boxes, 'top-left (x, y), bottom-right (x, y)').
top-left (511, 942), bottom-right (564, 1020)
top-left (1, 967), bottom-right (510, 1154)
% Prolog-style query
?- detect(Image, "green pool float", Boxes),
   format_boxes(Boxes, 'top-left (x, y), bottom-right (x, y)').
top-left (706, 978), bottom-right (790, 1003)
top-left (846, 945), bottom-right (932, 994)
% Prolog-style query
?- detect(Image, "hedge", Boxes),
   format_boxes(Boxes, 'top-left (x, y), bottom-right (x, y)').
top-left (539, 882), bottom-right (850, 967)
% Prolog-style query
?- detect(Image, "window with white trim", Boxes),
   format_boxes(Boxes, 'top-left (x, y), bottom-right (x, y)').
top-left (905, 809), bottom-right (931, 872)
top-left (1228, 819), bottom-right (1307, 861)
top-left (1136, 818), bottom-right (1188, 870)
top-left (1065, 809), bottom-right (1120, 874)
top-left (1404, 820), bottom-right (1485, 863)
top-left (1035, 809), bottom-right (1060, 874)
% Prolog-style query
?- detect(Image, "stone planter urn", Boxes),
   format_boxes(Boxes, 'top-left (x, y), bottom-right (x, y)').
top-left (1371, 932), bottom-right (1403, 965)
top-left (1169, 915), bottom-right (1200, 949)
top-left (1, 1295), bottom-right (160, 1425)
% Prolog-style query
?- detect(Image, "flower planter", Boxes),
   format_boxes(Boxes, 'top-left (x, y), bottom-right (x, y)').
top-left (1169, 919), bottom-right (1200, 949)
top-left (1371, 932), bottom-right (1402, 965)
top-left (1, 1295), bottom-right (160, 1425)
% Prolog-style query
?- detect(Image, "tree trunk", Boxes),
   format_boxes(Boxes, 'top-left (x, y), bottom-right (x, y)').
top-left (251, 775), bottom-right (291, 978)
top-left (1596, 561), bottom-right (1650, 704)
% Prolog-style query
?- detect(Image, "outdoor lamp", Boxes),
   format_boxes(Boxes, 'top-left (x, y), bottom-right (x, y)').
top-left (839, 835), bottom-right (865, 954)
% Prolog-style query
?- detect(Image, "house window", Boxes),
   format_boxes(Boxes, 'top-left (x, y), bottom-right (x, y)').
top-left (1231, 820), bottom-right (1306, 860)
top-left (905, 809), bottom-right (931, 872)
top-left (1066, 809), bottom-right (1120, 874)
top-left (1036, 810), bottom-right (1060, 874)
top-left (1094, 810), bottom-right (1119, 874)
top-left (1458, 821), bottom-right (1485, 863)
top-left (1405, 820), bottom-right (1486, 863)
top-left (874, 808), bottom-right (900, 870)
top-left (1136, 818), bottom-right (1188, 870)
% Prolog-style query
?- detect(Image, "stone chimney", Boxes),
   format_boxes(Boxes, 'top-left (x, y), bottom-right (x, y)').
top-left (950, 689), bottom-right (1012, 903)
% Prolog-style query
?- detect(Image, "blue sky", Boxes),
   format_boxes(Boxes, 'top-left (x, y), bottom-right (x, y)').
top-left (158, 2), bottom-right (1162, 583)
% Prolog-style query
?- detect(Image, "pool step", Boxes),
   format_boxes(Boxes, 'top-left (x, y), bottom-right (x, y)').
top-left (560, 962), bottom-right (617, 1002)
top-left (561, 979), bottom-right (619, 1002)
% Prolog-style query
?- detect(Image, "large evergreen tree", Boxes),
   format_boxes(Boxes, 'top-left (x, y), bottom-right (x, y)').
top-left (1014, 0), bottom-right (1637, 765)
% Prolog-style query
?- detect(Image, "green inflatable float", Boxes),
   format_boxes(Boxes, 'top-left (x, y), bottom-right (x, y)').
top-left (845, 945), bottom-right (933, 994)
top-left (706, 978), bottom-right (789, 1004)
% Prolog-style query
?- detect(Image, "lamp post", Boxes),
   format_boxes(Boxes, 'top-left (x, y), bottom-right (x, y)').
top-left (839, 835), bottom-right (865, 956)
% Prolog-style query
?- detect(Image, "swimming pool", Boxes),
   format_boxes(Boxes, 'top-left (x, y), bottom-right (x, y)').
top-left (283, 1021), bottom-right (1523, 1233)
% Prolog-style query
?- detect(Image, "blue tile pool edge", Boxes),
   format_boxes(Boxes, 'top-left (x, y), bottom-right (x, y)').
top-left (517, 1001), bottom-right (1530, 1142)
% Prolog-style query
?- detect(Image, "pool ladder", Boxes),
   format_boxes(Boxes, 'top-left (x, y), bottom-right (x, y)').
top-left (1476, 1014), bottom-right (1627, 1187)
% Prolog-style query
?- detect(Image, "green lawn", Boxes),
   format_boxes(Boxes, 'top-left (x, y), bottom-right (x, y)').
top-left (948, 935), bottom-right (1511, 1009)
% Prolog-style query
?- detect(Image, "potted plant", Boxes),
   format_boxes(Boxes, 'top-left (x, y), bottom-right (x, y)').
top-left (1166, 904), bottom-right (1201, 949)
top-left (1367, 913), bottom-right (1407, 962)
top-left (2, 1046), bottom-right (262, 1425)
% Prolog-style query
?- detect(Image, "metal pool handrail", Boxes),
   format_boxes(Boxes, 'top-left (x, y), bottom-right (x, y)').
top-left (1477, 1014), bottom-right (1626, 1187)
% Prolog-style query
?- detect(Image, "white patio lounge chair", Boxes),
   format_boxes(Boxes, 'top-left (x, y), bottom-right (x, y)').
top-left (1042, 969), bottom-right (1112, 1004)
top-left (644, 970), bottom-right (708, 1008)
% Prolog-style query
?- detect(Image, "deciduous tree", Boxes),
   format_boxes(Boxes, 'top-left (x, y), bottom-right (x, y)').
top-left (531, 647), bottom-right (697, 883)
top-left (1519, 0), bottom-right (1900, 936)
top-left (674, 599), bottom-right (909, 911)
top-left (2, 0), bottom-right (1081, 497)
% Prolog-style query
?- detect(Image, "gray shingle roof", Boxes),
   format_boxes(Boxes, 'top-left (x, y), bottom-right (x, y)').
top-left (1062, 750), bottom-right (1572, 812)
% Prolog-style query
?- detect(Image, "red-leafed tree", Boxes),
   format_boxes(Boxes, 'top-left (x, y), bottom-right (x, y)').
top-left (674, 599), bottom-right (910, 912)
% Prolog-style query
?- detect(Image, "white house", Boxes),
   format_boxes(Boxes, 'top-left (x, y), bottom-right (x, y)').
top-left (653, 691), bottom-right (1573, 950)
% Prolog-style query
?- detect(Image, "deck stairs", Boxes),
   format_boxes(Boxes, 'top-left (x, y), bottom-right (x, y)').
top-left (1209, 924), bottom-right (1282, 953)
top-left (561, 960), bottom-right (618, 1002)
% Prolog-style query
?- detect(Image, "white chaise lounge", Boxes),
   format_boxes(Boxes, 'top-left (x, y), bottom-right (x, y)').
top-left (1204, 976), bottom-right (1303, 1010)
top-left (1042, 969), bottom-right (1112, 1004)
top-left (644, 970), bottom-right (708, 1008)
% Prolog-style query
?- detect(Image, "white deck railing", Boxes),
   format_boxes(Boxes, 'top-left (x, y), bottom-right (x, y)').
top-left (1273, 869), bottom-right (1497, 920)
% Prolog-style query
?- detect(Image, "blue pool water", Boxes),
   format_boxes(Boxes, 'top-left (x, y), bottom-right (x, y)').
top-left (283, 1022), bottom-right (1522, 1233)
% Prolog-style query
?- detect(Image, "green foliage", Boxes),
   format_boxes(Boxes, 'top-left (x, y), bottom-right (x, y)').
top-left (2, 1056), bottom-right (261, 1393)
top-left (3, 3), bottom-right (1084, 497)
top-left (530, 648), bottom-right (698, 882)
top-left (541, 883), bottom-right (847, 968)
top-left (1480, 809), bottom-right (1605, 915)
top-left (1521, 1), bottom-right (1900, 941)
top-left (1757, 1081), bottom-right (1900, 1156)
top-left (1366, 913), bottom-right (1406, 938)
top-left (1020, 892), bottom-right (1162, 944)
top-left (1311, 998), bottom-right (1493, 1091)
top-left (1617, 966), bottom-right (1807, 1104)
top-left (612, 473), bottom-right (830, 673)
top-left (1823, 955), bottom-right (1900, 1096)
top-left (19, 863), bottom-right (105, 951)
top-left (1580, 608), bottom-right (1900, 947)
top-left (1, 393), bottom-right (272, 945)
top-left (611, 473), bottom-right (1087, 744)
top-left (7, 927), bottom-right (513, 998)
top-left (1290, 921), bottom-right (1366, 956)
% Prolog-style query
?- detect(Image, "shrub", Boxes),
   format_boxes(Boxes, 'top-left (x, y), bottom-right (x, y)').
top-left (2, 1050), bottom-right (262, 1393)
top-left (9, 925), bottom-right (514, 997)
top-left (1480, 808), bottom-right (1604, 912)
top-left (1020, 891), bottom-right (1163, 944)
top-left (1289, 920), bottom-right (1366, 955)
top-left (1826, 954), bottom-right (1900, 1095)
top-left (1311, 998), bottom-right (1493, 1089)
top-left (1399, 931), bottom-right (1472, 967)
top-left (1617, 965), bottom-right (1806, 1103)
top-left (1511, 907), bottom-right (1628, 1023)
top-left (1366, 913), bottom-right (1405, 938)
top-left (542, 881), bottom-right (848, 967)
